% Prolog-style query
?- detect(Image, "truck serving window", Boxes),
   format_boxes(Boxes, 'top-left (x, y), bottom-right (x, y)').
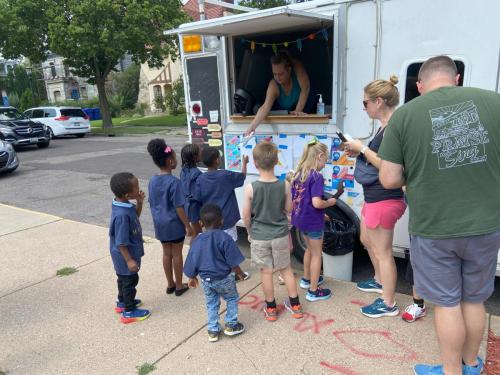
top-left (405, 60), bottom-right (465, 103)
top-left (232, 27), bottom-right (334, 116)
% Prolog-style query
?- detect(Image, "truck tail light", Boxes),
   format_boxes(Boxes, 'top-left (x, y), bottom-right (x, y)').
top-left (182, 35), bottom-right (202, 53)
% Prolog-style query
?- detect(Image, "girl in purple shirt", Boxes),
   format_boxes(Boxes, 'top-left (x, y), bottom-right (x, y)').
top-left (291, 139), bottom-right (343, 302)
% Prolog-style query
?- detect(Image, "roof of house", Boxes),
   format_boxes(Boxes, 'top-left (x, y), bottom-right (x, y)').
top-left (182, 0), bottom-right (233, 21)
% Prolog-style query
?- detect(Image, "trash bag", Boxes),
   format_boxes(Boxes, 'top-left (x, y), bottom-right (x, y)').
top-left (323, 218), bottom-right (356, 256)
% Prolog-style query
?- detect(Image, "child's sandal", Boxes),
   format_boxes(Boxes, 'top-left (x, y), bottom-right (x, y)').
top-left (175, 284), bottom-right (189, 296)
top-left (166, 286), bottom-right (176, 294)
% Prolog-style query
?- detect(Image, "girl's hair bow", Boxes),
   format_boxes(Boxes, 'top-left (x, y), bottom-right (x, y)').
top-left (164, 146), bottom-right (172, 154)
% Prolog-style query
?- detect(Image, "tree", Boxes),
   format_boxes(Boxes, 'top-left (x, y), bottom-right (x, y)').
top-left (0, 0), bottom-right (189, 128)
top-left (18, 89), bottom-right (33, 111)
top-left (165, 76), bottom-right (185, 116)
top-left (114, 63), bottom-right (141, 109)
top-left (238, 0), bottom-right (287, 9)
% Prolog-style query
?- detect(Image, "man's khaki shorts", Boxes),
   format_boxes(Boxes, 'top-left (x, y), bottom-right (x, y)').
top-left (251, 235), bottom-right (290, 270)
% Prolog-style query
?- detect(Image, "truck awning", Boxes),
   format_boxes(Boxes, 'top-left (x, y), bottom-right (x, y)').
top-left (165, 7), bottom-right (333, 37)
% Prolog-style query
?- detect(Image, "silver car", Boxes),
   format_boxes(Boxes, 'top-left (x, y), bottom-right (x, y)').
top-left (0, 139), bottom-right (19, 173)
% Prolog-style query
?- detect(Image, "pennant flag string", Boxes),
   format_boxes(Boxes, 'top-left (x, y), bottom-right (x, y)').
top-left (237, 27), bottom-right (331, 54)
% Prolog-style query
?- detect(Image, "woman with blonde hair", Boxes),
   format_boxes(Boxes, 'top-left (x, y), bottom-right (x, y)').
top-left (343, 76), bottom-right (406, 318)
top-left (291, 139), bottom-right (344, 301)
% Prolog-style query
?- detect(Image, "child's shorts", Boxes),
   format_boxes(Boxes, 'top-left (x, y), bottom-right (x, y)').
top-left (251, 234), bottom-right (290, 270)
top-left (161, 237), bottom-right (185, 244)
top-left (362, 198), bottom-right (406, 230)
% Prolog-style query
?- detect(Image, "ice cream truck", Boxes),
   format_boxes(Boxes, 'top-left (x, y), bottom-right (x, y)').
top-left (167, 0), bottom-right (500, 273)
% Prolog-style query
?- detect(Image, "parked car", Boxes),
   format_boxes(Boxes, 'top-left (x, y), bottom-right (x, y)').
top-left (0, 139), bottom-right (19, 173)
top-left (24, 106), bottom-right (91, 138)
top-left (0, 106), bottom-right (50, 149)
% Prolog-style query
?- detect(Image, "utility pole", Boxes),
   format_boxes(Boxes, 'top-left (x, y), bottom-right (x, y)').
top-left (25, 66), bottom-right (35, 106)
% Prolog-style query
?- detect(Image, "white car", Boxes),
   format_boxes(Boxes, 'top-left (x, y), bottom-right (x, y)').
top-left (24, 106), bottom-right (91, 138)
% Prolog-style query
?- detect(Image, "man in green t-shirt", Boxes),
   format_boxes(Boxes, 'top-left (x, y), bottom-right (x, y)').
top-left (378, 55), bottom-right (500, 375)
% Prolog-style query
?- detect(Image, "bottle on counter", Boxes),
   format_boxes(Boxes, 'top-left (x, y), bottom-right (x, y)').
top-left (317, 94), bottom-right (325, 115)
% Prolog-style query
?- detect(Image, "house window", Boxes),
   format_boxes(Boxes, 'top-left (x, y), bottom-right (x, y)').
top-left (0, 64), bottom-right (5, 75)
top-left (54, 90), bottom-right (61, 102)
top-left (153, 85), bottom-right (162, 98)
top-left (80, 86), bottom-right (88, 99)
top-left (64, 65), bottom-right (70, 77)
top-left (404, 60), bottom-right (465, 103)
top-left (50, 63), bottom-right (56, 78)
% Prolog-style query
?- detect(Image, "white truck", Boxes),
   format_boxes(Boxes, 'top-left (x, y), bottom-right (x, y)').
top-left (167, 0), bottom-right (500, 273)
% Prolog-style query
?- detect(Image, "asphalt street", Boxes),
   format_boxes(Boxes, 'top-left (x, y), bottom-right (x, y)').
top-left (2, 132), bottom-right (500, 314)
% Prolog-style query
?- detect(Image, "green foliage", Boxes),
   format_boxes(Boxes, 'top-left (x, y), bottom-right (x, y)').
top-left (165, 77), bottom-right (185, 116)
top-left (56, 267), bottom-right (78, 277)
top-left (18, 89), bottom-right (33, 111)
top-left (238, 0), bottom-right (287, 9)
top-left (153, 95), bottom-right (166, 112)
top-left (0, 0), bottom-right (190, 127)
top-left (136, 363), bottom-right (156, 375)
top-left (7, 93), bottom-right (19, 108)
top-left (0, 65), bottom-right (46, 106)
top-left (114, 63), bottom-right (141, 109)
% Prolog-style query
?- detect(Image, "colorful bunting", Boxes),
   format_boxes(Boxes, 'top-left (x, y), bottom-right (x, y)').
top-left (237, 28), bottom-right (330, 53)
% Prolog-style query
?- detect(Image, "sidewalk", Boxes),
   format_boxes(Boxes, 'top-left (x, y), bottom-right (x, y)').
top-left (0, 204), bottom-right (490, 374)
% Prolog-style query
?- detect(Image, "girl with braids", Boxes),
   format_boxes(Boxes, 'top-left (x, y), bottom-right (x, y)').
top-left (147, 139), bottom-right (194, 297)
top-left (291, 139), bottom-right (343, 302)
top-left (180, 143), bottom-right (203, 237)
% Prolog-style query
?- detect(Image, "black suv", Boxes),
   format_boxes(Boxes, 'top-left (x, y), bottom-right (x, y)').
top-left (0, 106), bottom-right (50, 149)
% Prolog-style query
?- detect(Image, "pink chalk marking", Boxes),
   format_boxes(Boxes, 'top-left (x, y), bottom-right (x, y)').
top-left (238, 294), bottom-right (260, 305)
top-left (320, 361), bottom-right (362, 375)
top-left (293, 312), bottom-right (335, 334)
top-left (331, 329), bottom-right (419, 361)
top-left (349, 300), bottom-right (366, 306)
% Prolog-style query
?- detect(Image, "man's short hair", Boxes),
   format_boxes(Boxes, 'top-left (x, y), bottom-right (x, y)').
top-left (253, 141), bottom-right (278, 171)
top-left (201, 146), bottom-right (220, 168)
top-left (110, 172), bottom-right (135, 198)
top-left (418, 55), bottom-right (457, 82)
top-left (200, 203), bottom-right (223, 228)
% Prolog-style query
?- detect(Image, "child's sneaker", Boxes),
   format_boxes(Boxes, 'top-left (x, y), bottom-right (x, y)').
top-left (115, 299), bottom-right (142, 313)
top-left (208, 330), bottom-right (220, 343)
top-left (305, 287), bottom-right (332, 301)
top-left (413, 364), bottom-right (445, 374)
top-left (402, 303), bottom-right (426, 323)
top-left (263, 306), bottom-right (278, 321)
top-left (224, 322), bottom-right (245, 336)
top-left (120, 308), bottom-right (151, 324)
top-left (284, 299), bottom-right (304, 319)
top-left (356, 278), bottom-right (383, 293)
top-left (463, 357), bottom-right (484, 375)
top-left (360, 298), bottom-right (399, 318)
top-left (299, 275), bottom-right (324, 289)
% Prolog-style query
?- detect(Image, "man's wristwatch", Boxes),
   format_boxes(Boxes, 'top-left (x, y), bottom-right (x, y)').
top-left (360, 146), bottom-right (368, 154)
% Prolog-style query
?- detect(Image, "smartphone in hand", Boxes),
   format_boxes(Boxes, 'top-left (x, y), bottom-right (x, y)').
top-left (336, 131), bottom-right (348, 142)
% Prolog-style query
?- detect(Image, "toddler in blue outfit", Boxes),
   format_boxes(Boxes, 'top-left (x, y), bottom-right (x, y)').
top-left (184, 203), bottom-right (246, 342)
top-left (147, 139), bottom-right (194, 297)
top-left (180, 143), bottom-right (203, 237)
top-left (195, 146), bottom-right (250, 282)
top-left (109, 172), bottom-right (150, 324)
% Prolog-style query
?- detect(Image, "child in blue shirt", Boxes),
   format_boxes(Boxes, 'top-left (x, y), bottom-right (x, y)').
top-left (184, 203), bottom-right (246, 342)
top-left (109, 172), bottom-right (151, 324)
top-left (180, 143), bottom-right (203, 237)
top-left (147, 139), bottom-right (194, 297)
top-left (195, 146), bottom-right (250, 281)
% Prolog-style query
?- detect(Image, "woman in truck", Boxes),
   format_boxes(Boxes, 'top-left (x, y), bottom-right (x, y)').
top-left (244, 50), bottom-right (312, 136)
top-left (343, 76), bottom-right (407, 319)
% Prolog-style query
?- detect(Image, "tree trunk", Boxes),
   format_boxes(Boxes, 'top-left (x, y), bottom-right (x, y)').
top-left (95, 76), bottom-right (113, 129)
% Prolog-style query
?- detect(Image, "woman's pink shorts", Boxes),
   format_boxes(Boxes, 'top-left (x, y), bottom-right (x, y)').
top-left (362, 199), bottom-right (406, 230)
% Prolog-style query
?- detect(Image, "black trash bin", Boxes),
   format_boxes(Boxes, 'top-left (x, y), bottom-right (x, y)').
top-left (322, 217), bottom-right (357, 281)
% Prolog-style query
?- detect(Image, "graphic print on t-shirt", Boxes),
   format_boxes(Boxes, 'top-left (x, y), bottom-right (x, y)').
top-left (429, 100), bottom-right (489, 169)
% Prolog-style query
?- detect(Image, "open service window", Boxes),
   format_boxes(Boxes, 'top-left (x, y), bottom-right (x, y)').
top-left (174, 7), bottom-right (334, 122)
